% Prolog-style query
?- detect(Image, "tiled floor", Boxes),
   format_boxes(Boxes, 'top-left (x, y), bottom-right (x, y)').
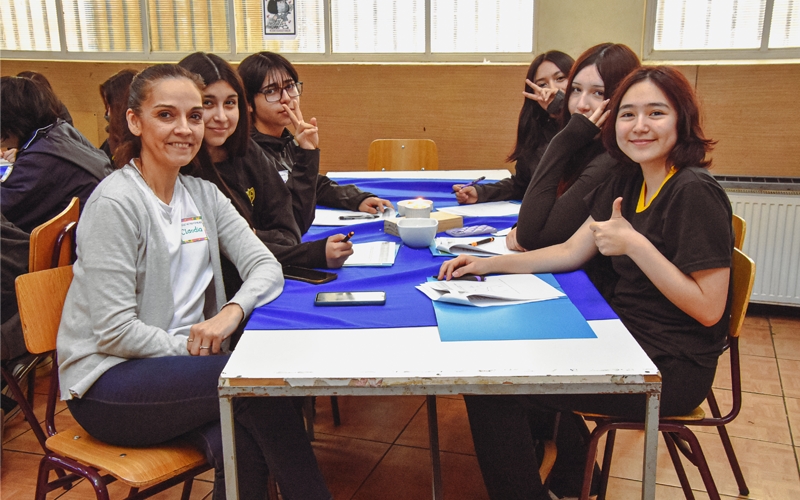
top-left (2, 308), bottom-right (799, 499)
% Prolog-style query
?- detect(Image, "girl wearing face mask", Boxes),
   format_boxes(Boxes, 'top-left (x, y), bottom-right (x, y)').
top-left (453, 50), bottom-right (574, 205)
top-left (178, 52), bottom-right (353, 289)
top-left (438, 66), bottom-right (732, 500)
top-left (58, 64), bottom-right (332, 500)
top-left (507, 43), bottom-right (640, 254)
top-left (237, 51), bottom-right (393, 234)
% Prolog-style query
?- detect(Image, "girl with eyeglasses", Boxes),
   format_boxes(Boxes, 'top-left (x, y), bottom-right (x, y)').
top-left (452, 50), bottom-right (574, 204)
top-left (177, 52), bottom-right (353, 281)
top-left (439, 66), bottom-right (732, 500)
top-left (238, 52), bottom-right (393, 234)
top-left (58, 64), bottom-right (332, 500)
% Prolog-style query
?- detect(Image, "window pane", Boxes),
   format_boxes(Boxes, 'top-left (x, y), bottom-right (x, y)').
top-left (0, 0), bottom-right (60, 51)
top-left (769, 0), bottom-right (800, 48)
top-left (431, 0), bottom-right (533, 53)
top-left (149, 0), bottom-right (230, 52)
top-left (62, 0), bottom-right (142, 52)
top-left (235, 0), bottom-right (324, 54)
top-left (331, 0), bottom-right (425, 53)
top-left (654, 0), bottom-right (766, 50)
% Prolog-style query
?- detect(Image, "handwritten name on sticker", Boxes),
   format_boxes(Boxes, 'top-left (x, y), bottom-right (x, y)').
top-left (181, 216), bottom-right (208, 244)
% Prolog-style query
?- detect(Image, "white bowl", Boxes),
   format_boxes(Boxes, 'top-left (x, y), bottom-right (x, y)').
top-left (397, 218), bottom-right (439, 248)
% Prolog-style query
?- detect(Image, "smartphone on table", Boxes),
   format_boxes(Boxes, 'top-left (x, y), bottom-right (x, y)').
top-left (314, 291), bottom-right (386, 306)
top-left (282, 266), bottom-right (338, 285)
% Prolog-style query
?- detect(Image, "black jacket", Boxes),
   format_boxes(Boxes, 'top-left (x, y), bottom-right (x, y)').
top-left (252, 129), bottom-right (375, 233)
top-left (0, 119), bottom-right (111, 232)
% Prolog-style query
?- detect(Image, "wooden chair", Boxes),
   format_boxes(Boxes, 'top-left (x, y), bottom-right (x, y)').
top-left (1, 197), bottom-right (80, 455)
top-left (732, 214), bottom-right (746, 250)
top-left (367, 139), bottom-right (439, 171)
top-left (580, 248), bottom-right (756, 500)
top-left (15, 266), bottom-right (211, 500)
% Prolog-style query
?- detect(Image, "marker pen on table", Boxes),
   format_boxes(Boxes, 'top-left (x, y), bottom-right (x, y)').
top-left (341, 231), bottom-right (354, 243)
top-left (470, 237), bottom-right (495, 246)
top-left (433, 275), bottom-right (486, 282)
top-left (452, 176), bottom-right (486, 193)
top-left (339, 214), bottom-right (379, 220)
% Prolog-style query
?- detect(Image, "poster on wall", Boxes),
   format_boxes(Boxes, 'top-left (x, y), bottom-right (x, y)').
top-left (263, 0), bottom-right (297, 39)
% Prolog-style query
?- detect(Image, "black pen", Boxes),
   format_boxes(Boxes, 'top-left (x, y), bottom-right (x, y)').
top-left (452, 176), bottom-right (486, 193)
top-left (341, 231), bottom-right (354, 243)
top-left (470, 237), bottom-right (494, 246)
top-left (339, 214), bottom-right (379, 220)
top-left (433, 275), bottom-right (486, 282)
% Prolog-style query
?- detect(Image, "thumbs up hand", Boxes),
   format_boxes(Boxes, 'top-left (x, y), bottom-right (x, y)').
top-left (589, 197), bottom-right (636, 256)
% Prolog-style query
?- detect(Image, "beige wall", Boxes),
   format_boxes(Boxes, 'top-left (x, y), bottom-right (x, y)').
top-left (2, 0), bottom-right (798, 177)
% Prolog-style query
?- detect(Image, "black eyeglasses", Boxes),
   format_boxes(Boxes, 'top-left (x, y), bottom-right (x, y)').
top-left (258, 82), bottom-right (303, 103)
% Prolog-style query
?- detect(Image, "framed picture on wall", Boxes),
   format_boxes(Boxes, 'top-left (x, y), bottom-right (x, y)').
top-left (263, 0), bottom-right (297, 39)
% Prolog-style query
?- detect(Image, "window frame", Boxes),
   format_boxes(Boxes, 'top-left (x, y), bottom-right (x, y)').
top-left (644, 0), bottom-right (800, 62)
top-left (1, 0), bottom-right (538, 63)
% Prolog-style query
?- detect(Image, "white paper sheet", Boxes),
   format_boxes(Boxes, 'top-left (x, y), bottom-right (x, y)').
top-left (436, 201), bottom-right (521, 217)
top-left (342, 241), bottom-right (398, 267)
top-left (312, 208), bottom-right (397, 226)
top-left (435, 237), bottom-right (520, 256)
top-left (416, 274), bottom-right (565, 307)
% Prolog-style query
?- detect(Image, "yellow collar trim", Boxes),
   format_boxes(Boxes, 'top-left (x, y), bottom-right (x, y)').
top-left (636, 166), bottom-right (677, 213)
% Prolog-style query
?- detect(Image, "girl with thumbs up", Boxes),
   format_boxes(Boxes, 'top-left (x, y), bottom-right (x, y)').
top-left (439, 66), bottom-right (733, 500)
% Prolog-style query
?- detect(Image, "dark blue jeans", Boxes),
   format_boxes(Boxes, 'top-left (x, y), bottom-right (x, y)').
top-left (67, 355), bottom-right (331, 500)
top-left (464, 355), bottom-right (717, 500)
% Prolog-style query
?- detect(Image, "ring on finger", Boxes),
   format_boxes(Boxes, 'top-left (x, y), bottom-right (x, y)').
top-left (200, 346), bottom-right (210, 350)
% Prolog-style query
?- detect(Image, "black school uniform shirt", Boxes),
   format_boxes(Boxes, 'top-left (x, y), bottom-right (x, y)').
top-left (586, 165), bottom-right (733, 368)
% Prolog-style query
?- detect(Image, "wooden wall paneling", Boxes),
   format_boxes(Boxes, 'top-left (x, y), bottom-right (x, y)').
top-left (296, 64), bottom-right (527, 174)
top-left (696, 64), bottom-right (800, 177)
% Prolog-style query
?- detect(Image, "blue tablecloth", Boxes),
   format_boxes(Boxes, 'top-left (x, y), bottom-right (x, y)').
top-left (247, 176), bottom-right (617, 336)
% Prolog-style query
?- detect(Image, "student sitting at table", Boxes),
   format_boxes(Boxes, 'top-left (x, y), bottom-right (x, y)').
top-left (237, 51), bottom-right (393, 234)
top-left (57, 64), bottom-right (332, 500)
top-left (177, 52), bottom-right (352, 293)
top-left (501, 44), bottom-right (640, 254)
top-left (0, 76), bottom-right (111, 233)
top-left (16, 71), bottom-right (74, 126)
top-left (438, 66), bottom-right (733, 500)
top-left (452, 50), bottom-right (574, 204)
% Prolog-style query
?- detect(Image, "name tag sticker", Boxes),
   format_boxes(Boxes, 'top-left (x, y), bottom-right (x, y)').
top-left (181, 216), bottom-right (208, 244)
top-left (279, 170), bottom-right (289, 183)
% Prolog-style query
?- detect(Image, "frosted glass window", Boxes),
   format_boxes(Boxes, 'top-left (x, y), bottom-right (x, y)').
top-left (769, 0), bottom-right (800, 48)
top-left (331, 0), bottom-right (425, 53)
top-left (236, 0), bottom-right (324, 54)
top-left (149, 0), bottom-right (230, 52)
top-left (0, 0), bottom-right (60, 51)
top-left (654, 0), bottom-right (766, 50)
top-left (62, 0), bottom-right (143, 52)
top-left (431, 0), bottom-right (533, 53)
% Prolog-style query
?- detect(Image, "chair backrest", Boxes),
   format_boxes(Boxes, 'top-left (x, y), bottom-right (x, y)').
top-left (367, 139), bottom-right (439, 171)
top-left (729, 248), bottom-right (755, 339)
top-left (732, 214), bottom-right (746, 251)
top-left (16, 266), bottom-right (73, 355)
top-left (29, 197), bottom-right (79, 272)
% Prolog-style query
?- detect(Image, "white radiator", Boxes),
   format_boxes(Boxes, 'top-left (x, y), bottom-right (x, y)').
top-left (724, 186), bottom-right (800, 307)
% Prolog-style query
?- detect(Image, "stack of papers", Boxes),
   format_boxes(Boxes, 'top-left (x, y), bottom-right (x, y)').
top-left (342, 241), bottom-right (398, 267)
top-left (434, 237), bottom-right (520, 256)
top-left (417, 274), bottom-right (565, 307)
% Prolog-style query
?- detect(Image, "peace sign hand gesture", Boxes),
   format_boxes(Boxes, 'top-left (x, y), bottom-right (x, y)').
top-left (523, 79), bottom-right (560, 108)
top-left (283, 100), bottom-right (319, 150)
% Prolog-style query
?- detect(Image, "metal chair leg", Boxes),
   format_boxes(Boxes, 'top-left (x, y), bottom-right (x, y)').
top-left (707, 391), bottom-right (749, 495)
top-left (331, 396), bottom-right (341, 426)
top-left (596, 429), bottom-right (616, 500)
top-left (663, 432), bottom-right (695, 500)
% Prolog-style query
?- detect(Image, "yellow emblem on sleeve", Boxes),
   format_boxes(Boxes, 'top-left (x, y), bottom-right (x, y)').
top-left (246, 187), bottom-right (255, 205)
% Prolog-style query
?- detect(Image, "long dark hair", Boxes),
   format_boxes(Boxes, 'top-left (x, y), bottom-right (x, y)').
top-left (559, 43), bottom-right (640, 127)
top-left (0, 76), bottom-right (60, 146)
top-left (178, 52), bottom-right (254, 225)
top-left (507, 50), bottom-right (574, 163)
top-left (114, 64), bottom-right (204, 168)
top-left (237, 51), bottom-right (299, 123)
top-left (602, 66), bottom-right (715, 170)
top-left (99, 69), bottom-right (137, 160)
